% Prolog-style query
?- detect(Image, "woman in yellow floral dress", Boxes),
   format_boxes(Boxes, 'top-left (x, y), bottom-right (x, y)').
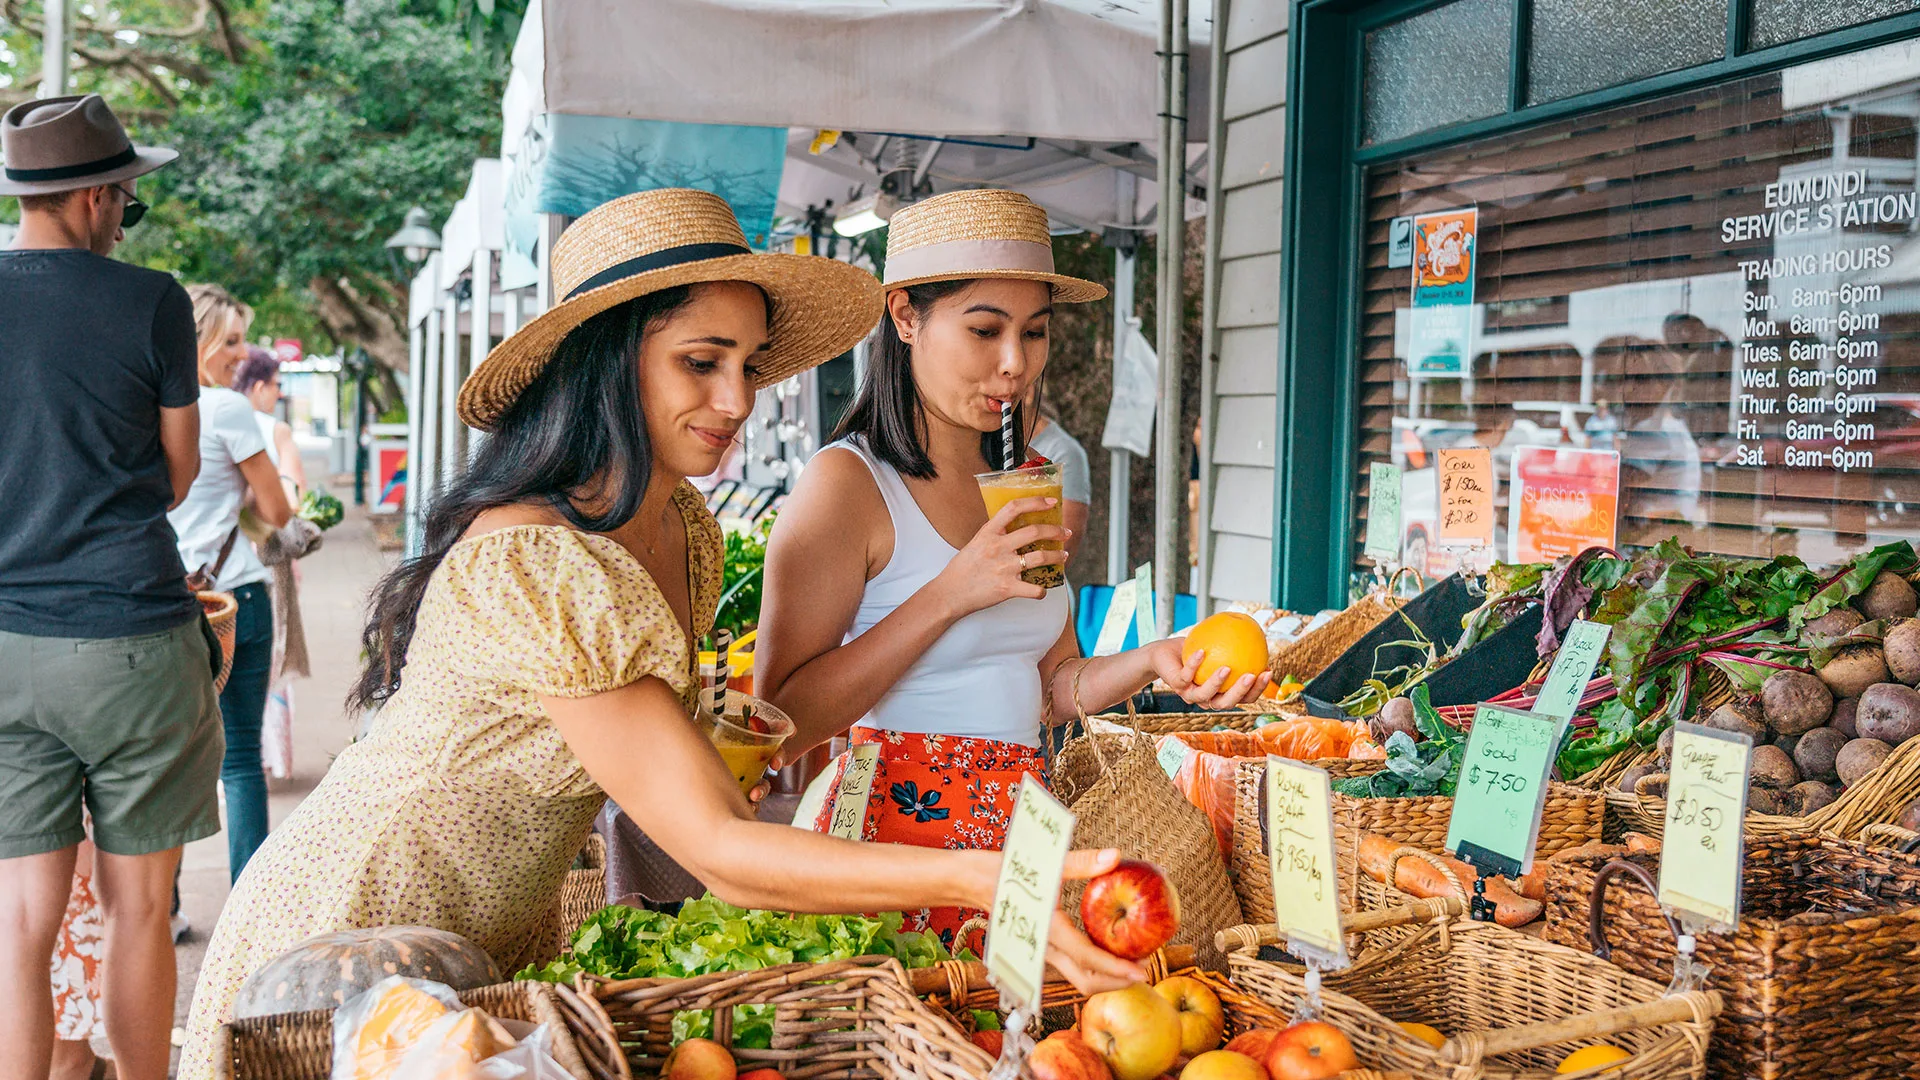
top-left (179, 191), bottom-right (1142, 1080)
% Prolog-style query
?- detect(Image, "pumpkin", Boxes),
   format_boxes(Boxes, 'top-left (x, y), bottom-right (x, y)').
top-left (231, 925), bottom-right (502, 1019)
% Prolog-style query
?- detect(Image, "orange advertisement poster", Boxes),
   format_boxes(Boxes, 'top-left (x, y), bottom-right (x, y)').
top-left (1436, 447), bottom-right (1495, 547)
top-left (1509, 446), bottom-right (1620, 563)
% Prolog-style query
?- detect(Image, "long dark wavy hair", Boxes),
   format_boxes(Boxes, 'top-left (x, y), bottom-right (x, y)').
top-left (831, 280), bottom-right (1029, 479)
top-left (348, 287), bottom-right (696, 712)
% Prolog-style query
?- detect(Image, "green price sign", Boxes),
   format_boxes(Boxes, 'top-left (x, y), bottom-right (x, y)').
top-left (1532, 620), bottom-right (1609, 722)
top-left (1444, 704), bottom-right (1567, 878)
top-left (1363, 462), bottom-right (1404, 564)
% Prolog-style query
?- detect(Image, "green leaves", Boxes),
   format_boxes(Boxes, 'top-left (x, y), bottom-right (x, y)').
top-left (1329, 687), bottom-right (1465, 799)
top-left (715, 517), bottom-right (773, 638)
top-left (298, 489), bottom-right (344, 530)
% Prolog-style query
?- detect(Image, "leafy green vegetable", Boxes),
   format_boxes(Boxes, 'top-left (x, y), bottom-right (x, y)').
top-left (298, 489), bottom-right (344, 531)
top-left (1792, 542), bottom-right (1919, 631)
top-left (1330, 687), bottom-right (1466, 798)
top-left (517, 896), bottom-right (955, 1051)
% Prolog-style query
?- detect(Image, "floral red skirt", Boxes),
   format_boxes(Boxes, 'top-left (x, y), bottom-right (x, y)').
top-left (810, 729), bottom-right (1049, 957)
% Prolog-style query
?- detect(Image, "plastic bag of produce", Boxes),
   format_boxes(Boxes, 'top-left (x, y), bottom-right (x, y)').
top-left (331, 975), bottom-right (461, 1080)
top-left (1253, 716), bottom-right (1369, 760)
top-left (388, 1006), bottom-right (517, 1079)
top-left (1155, 732), bottom-right (1266, 857)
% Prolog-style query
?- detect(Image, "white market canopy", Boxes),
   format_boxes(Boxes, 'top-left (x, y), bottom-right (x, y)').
top-left (502, 0), bottom-right (1211, 233)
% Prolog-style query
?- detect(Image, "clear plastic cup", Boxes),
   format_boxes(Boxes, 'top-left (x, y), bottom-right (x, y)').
top-left (705, 691), bottom-right (794, 797)
top-left (975, 461), bottom-right (1065, 589)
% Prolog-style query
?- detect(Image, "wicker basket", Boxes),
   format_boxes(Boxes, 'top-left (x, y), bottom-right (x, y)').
top-left (212, 980), bottom-right (597, 1080)
top-left (1228, 759), bottom-right (1604, 924)
top-left (1092, 710), bottom-right (1262, 735)
top-left (911, 945), bottom-right (1198, 1037)
top-left (1541, 834), bottom-right (1920, 1080)
top-left (1268, 590), bottom-right (1406, 684)
top-left (200, 590), bottom-right (238, 694)
top-left (1215, 900), bottom-right (1719, 1080)
top-left (579, 956), bottom-right (990, 1080)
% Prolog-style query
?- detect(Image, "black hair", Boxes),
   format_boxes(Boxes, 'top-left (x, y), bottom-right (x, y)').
top-left (831, 279), bottom-right (1029, 479)
top-left (347, 286), bottom-right (694, 712)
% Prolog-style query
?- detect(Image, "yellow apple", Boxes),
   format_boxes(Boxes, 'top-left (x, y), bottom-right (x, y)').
top-left (1152, 976), bottom-right (1226, 1057)
top-left (1179, 1050), bottom-right (1268, 1080)
top-left (1081, 984), bottom-right (1184, 1080)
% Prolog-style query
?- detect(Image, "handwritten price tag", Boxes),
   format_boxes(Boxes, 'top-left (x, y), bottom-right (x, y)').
top-left (1658, 723), bottom-right (1751, 929)
top-left (1266, 758), bottom-right (1349, 968)
top-left (1533, 620), bottom-right (1610, 722)
top-left (826, 743), bottom-right (881, 840)
top-left (1444, 704), bottom-right (1566, 878)
top-left (1435, 447), bottom-right (1494, 547)
top-left (986, 776), bottom-right (1076, 1011)
top-left (1363, 462), bottom-right (1404, 564)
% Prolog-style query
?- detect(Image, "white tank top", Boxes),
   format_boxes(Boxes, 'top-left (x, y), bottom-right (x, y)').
top-left (827, 437), bottom-right (1070, 747)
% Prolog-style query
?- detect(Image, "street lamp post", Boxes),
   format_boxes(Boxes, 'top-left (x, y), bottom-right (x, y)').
top-left (385, 207), bottom-right (440, 530)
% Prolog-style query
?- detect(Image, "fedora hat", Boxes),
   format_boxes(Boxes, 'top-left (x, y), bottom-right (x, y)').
top-left (459, 188), bottom-right (882, 431)
top-left (0, 94), bottom-right (177, 196)
top-left (882, 189), bottom-right (1106, 303)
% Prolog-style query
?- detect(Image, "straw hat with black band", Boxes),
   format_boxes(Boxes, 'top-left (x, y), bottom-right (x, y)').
top-left (0, 94), bottom-right (177, 196)
top-left (459, 188), bottom-right (883, 431)
top-left (881, 189), bottom-right (1106, 303)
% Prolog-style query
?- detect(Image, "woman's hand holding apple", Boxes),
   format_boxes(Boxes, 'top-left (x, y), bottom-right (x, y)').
top-left (1036, 849), bottom-right (1150, 996)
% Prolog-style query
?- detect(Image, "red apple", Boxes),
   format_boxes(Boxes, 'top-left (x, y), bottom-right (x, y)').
top-left (1179, 1050), bottom-right (1269, 1080)
top-left (971, 1030), bottom-right (1004, 1057)
top-left (1032, 1030), bottom-right (1114, 1080)
top-left (1081, 860), bottom-right (1182, 960)
top-left (1263, 1022), bottom-right (1356, 1080)
top-left (1153, 976), bottom-right (1226, 1057)
top-left (1081, 984), bottom-right (1184, 1080)
top-left (663, 1038), bottom-right (737, 1080)
top-left (1222, 1031), bottom-right (1278, 1062)
top-left (738, 1070), bottom-right (787, 1080)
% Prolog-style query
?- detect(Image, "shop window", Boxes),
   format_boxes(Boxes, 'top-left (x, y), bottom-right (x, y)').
top-left (1526, 0), bottom-right (1727, 104)
top-left (1363, 0), bottom-right (1513, 146)
top-left (1355, 62), bottom-right (1920, 575)
top-left (1750, 0), bottom-right (1920, 51)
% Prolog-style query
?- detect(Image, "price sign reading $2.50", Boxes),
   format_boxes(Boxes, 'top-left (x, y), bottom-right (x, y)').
top-left (986, 776), bottom-right (1077, 1012)
top-left (1443, 704), bottom-right (1566, 878)
top-left (826, 743), bottom-right (881, 840)
top-left (1658, 723), bottom-right (1752, 930)
top-left (1265, 757), bottom-right (1349, 969)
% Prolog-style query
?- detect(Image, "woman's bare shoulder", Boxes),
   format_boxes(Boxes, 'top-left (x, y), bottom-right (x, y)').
top-left (465, 502), bottom-right (571, 540)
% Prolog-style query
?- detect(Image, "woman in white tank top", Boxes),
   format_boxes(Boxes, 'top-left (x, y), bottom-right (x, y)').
top-left (758, 191), bottom-right (1268, 953)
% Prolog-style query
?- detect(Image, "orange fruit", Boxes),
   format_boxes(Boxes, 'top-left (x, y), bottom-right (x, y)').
top-left (1181, 613), bottom-right (1269, 690)
top-left (1556, 1045), bottom-right (1631, 1074)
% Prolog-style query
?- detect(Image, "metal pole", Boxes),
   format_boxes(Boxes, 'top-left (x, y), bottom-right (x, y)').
top-left (403, 321), bottom-right (423, 536)
top-left (415, 305), bottom-right (443, 555)
top-left (440, 295), bottom-right (462, 487)
top-left (469, 249), bottom-right (493, 458)
top-left (40, 0), bottom-right (67, 96)
top-left (1107, 177), bottom-right (1138, 587)
top-left (1195, 0), bottom-right (1230, 615)
top-left (1154, 0), bottom-right (1190, 638)
top-left (352, 350), bottom-right (370, 505)
top-left (534, 213), bottom-right (563, 316)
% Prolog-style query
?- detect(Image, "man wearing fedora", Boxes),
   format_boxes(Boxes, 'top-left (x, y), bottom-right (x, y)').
top-left (0, 94), bottom-right (223, 1080)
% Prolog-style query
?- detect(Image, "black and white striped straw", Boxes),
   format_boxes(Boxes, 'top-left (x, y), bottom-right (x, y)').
top-left (1001, 399), bottom-right (1016, 470)
top-left (713, 628), bottom-right (733, 718)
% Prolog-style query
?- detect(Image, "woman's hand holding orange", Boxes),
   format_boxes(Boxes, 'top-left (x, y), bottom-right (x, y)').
top-left (932, 496), bottom-right (1070, 616)
top-left (1147, 638), bottom-right (1271, 710)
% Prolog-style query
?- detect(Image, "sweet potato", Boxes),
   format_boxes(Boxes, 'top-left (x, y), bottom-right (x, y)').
top-left (1352, 831), bottom-right (1541, 926)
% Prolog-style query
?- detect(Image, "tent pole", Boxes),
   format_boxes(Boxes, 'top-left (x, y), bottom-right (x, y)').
top-left (1154, 0), bottom-right (1189, 638)
top-left (1195, 0), bottom-right (1230, 616)
top-left (1108, 173), bottom-right (1138, 588)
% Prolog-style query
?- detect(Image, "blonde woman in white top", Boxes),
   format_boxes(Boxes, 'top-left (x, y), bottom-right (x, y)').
top-left (757, 190), bottom-right (1266, 954)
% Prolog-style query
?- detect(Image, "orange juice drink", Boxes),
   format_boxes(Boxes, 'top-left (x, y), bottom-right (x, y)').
top-left (975, 461), bottom-right (1065, 588)
top-left (707, 693), bottom-right (793, 797)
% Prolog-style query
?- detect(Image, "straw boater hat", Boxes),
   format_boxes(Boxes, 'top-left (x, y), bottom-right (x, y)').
top-left (882, 189), bottom-right (1107, 303)
top-left (0, 94), bottom-right (177, 196)
top-left (459, 188), bottom-right (882, 431)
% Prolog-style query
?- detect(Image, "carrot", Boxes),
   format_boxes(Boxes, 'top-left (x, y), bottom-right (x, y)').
top-left (1355, 831), bottom-right (1401, 884)
top-left (1624, 832), bottom-right (1662, 854)
top-left (1353, 830), bottom-right (1543, 927)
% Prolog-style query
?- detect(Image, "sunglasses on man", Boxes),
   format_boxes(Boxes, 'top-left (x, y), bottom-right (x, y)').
top-left (117, 185), bottom-right (147, 228)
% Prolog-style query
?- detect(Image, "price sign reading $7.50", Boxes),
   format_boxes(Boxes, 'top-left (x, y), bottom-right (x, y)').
top-left (1443, 704), bottom-right (1566, 878)
top-left (826, 744), bottom-right (881, 840)
top-left (1265, 757), bottom-right (1349, 969)
top-left (1658, 723), bottom-right (1752, 930)
top-left (985, 776), bottom-right (1077, 1012)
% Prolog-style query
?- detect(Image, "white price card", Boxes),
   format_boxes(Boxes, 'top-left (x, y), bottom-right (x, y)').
top-left (1658, 723), bottom-right (1752, 931)
top-left (1093, 579), bottom-right (1136, 657)
top-left (826, 743), bottom-right (881, 840)
top-left (986, 776), bottom-right (1076, 1012)
top-left (1266, 758), bottom-right (1349, 968)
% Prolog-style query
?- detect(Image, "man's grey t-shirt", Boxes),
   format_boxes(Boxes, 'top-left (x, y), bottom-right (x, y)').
top-left (0, 249), bottom-right (201, 638)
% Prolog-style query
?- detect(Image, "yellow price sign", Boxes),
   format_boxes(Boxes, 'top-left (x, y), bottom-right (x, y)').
top-left (1658, 723), bottom-right (1751, 929)
top-left (827, 743), bottom-right (880, 840)
top-left (1266, 758), bottom-right (1349, 968)
top-left (986, 777), bottom-right (1076, 1011)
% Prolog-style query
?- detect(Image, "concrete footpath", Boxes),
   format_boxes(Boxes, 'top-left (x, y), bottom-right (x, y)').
top-left (167, 484), bottom-right (394, 1073)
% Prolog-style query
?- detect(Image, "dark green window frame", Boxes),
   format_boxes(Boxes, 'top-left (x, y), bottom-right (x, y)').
top-left (1271, 0), bottom-right (1920, 610)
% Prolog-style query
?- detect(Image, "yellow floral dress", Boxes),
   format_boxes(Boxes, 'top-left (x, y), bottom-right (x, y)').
top-left (180, 484), bottom-right (720, 1080)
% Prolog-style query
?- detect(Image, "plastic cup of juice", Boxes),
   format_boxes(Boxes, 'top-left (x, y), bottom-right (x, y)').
top-left (975, 460), bottom-right (1065, 589)
top-left (706, 692), bottom-right (794, 797)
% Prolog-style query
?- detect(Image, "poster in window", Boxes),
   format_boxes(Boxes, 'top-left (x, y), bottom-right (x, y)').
top-left (1508, 446), bottom-right (1620, 564)
top-left (1408, 207), bottom-right (1478, 377)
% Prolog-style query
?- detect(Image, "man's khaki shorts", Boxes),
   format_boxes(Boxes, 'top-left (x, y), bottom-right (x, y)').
top-left (0, 617), bottom-right (224, 859)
